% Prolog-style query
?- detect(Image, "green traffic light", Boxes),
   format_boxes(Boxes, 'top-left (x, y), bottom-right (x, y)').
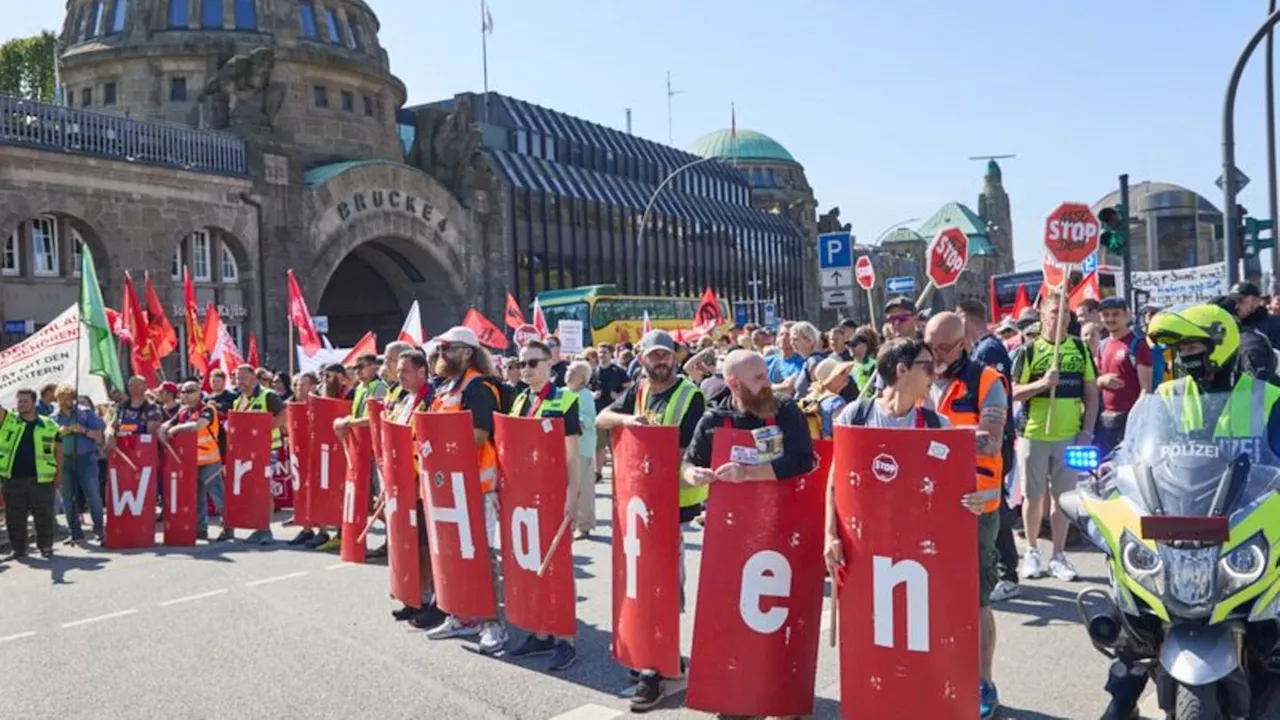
top-left (1098, 204), bottom-right (1127, 253)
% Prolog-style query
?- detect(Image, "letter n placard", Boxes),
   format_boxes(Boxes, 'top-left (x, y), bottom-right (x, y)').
top-left (832, 426), bottom-right (978, 719)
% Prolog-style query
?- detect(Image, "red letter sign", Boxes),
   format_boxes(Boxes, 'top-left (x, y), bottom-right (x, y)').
top-left (926, 227), bottom-right (969, 289)
top-left (381, 419), bottom-right (422, 606)
top-left (855, 255), bottom-right (876, 290)
top-left (308, 396), bottom-right (351, 527)
top-left (368, 398), bottom-right (387, 481)
top-left (416, 411), bottom-right (499, 620)
top-left (105, 437), bottom-right (158, 549)
top-left (286, 401), bottom-right (311, 525)
top-left (495, 414), bottom-right (576, 637)
top-left (223, 411), bottom-right (274, 531)
top-left (1044, 201), bottom-right (1100, 266)
top-left (611, 426), bottom-right (682, 679)
top-left (341, 424), bottom-right (372, 563)
top-left (162, 431), bottom-right (198, 547)
top-left (832, 426), bottom-right (979, 719)
top-left (687, 435), bottom-right (831, 717)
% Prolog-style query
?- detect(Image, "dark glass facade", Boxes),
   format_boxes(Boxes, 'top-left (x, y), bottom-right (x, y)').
top-left (400, 93), bottom-right (806, 317)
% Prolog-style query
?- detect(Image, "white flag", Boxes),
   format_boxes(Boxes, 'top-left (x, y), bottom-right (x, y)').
top-left (399, 301), bottom-right (426, 346)
top-left (482, 0), bottom-right (494, 34)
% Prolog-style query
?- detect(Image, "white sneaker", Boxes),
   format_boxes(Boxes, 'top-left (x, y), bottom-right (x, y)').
top-left (1048, 553), bottom-right (1079, 582)
top-left (989, 579), bottom-right (1021, 603)
top-left (426, 616), bottom-right (481, 640)
top-left (1019, 548), bottom-right (1044, 579)
top-left (478, 621), bottom-right (508, 655)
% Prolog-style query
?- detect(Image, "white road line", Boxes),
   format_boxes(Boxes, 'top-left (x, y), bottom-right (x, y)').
top-left (0, 631), bottom-right (37, 643)
top-left (158, 589), bottom-right (229, 607)
top-left (245, 571), bottom-right (309, 587)
top-left (545, 703), bottom-right (623, 720)
top-left (325, 562), bottom-right (352, 570)
top-left (61, 609), bottom-right (139, 628)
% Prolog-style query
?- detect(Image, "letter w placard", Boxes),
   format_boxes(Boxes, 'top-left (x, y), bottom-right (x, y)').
top-left (105, 437), bottom-right (159, 549)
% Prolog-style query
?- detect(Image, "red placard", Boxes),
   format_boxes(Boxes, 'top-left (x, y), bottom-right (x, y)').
top-left (308, 396), bottom-right (351, 527)
top-left (223, 411), bottom-right (274, 531)
top-left (927, 227), bottom-right (969, 289)
top-left (610, 426), bottom-right (682, 679)
top-left (832, 426), bottom-right (979, 719)
top-left (512, 323), bottom-right (541, 346)
top-left (855, 255), bottom-right (876, 290)
top-left (161, 431), bottom-right (198, 547)
top-left (416, 411), bottom-right (499, 620)
top-left (687, 437), bottom-right (831, 717)
top-left (286, 401), bottom-right (311, 526)
top-left (381, 418), bottom-right (422, 607)
top-left (494, 414), bottom-right (576, 637)
top-left (341, 424), bottom-right (373, 563)
top-left (1044, 201), bottom-right (1100, 266)
top-left (105, 438), bottom-right (158, 549)
top-left (368, 398), bottom-right (387, 482)
top-left (1042, 254), bottom-right (1067, 290)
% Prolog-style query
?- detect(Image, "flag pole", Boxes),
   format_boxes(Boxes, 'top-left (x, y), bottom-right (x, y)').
top-left (288, 320), bottom-right (295, 377)
top-left (481, 0), bottom-right (491, 124)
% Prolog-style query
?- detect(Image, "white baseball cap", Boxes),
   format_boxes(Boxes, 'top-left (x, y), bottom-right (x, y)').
top-left (436, 326), bottom-right (480, 348)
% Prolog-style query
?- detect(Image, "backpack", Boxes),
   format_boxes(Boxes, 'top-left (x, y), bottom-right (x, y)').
top-left (843, 398), bottom-right (942, 428)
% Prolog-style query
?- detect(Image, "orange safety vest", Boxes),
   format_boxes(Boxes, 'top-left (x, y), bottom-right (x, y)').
top-left (179, 405), bottom-right (221, 466)
top-left (934, 362), bottom-right (1005, 514)
top-left (429, 368), bottom-right (500, 494)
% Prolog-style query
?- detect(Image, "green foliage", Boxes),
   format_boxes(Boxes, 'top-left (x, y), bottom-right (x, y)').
top-left (0, 31), bottom-right (58, 101)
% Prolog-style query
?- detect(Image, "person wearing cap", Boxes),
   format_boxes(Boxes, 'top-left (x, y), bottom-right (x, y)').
top-left (1230, 280), bottom-right (1280, 347)
top-left (228, 364), bottom-right (286, 544)
top-left (422, 327), bottom-right (509, 654)
top-left (160, 379), bottom-right (229, 542)
top-left (156, 381), bottom-right (181, 421)
top-left (1096, 297), bottom-right (1153, 458)
top-left (799, 356), bottom-right (856, 439)
top-left (596, 328), bottom-right (706, 711)
top-left (883, 297), bottom-right (920, 340)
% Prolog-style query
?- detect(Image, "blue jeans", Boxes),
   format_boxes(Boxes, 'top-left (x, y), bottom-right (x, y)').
top-left (195, 463), bottom-right (225, 534)
top-left (61, 453), bottom-right (104, 540)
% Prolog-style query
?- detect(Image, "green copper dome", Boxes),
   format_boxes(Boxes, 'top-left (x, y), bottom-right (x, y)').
top-left (688, 129), bottom-right (797, 163)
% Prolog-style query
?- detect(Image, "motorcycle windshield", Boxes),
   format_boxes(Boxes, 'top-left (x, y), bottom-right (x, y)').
top-left (1114, 385), bottom-right (1280, 518)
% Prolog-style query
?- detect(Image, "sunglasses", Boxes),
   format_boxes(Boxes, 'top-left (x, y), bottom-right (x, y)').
top-left (512, 358), bottom-right (548, 369)
top-left (888, 313), bottom-right (915, 325)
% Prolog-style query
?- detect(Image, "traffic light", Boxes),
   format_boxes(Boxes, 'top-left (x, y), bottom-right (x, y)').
top-left (1098, 205), bottom-right (1127, 253)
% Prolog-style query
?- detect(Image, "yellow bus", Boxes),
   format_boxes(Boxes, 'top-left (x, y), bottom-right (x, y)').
top-left (535, 285), bottom-right (732, 347)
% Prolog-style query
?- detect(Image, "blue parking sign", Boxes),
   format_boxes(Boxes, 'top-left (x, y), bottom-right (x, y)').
top-left (818, 232), bottom-right (852, 269)
top-left (734, 303), bottom-right (749, 327)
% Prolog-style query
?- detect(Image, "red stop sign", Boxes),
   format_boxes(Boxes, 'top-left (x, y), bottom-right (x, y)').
top-left (1044, 202), bottom-right (1099, 265)
top-left (927, 227), bottom-right (968, 288)
top-left (1042, 255), bottom-right (1066, 289)
top-left (854, 255), bottom-right (875, 290)
top-left (512, 323), bottom-right (540, 346)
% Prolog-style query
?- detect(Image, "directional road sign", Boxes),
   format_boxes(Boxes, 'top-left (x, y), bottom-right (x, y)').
top-left (818, 232), bottom-right (853, 270)
top-left (820, 268), bottom-right (849, 288)
top-left (1216, 166), bottom-right (1250, 192)
top-left (822, 288), bottom-right (852, 309)
top-left (885, 276), bottom-right (916, 295)
top-left (1081, 251), bottom-right (1098, 276)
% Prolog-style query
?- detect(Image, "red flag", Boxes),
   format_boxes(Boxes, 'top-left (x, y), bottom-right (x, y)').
top-left (246, 332), bottom-right (260, 368)
top-left (504, 292), bottom-right (525, 329)
top-left (1068, 272), bottom-right (1101, 311)
top-left (183, 268), bottom-right (208, 376)
top-left (531, 298), bottom-right (549, 339)
top-left (399, 301), bottom-right (426, 345)
top-left (204, 303), bottom-right (245, 373)
top-left (123, 274), bottom-right (159, 383)
top-left (1010, 282), bottom-right (1032, 320)
top-left (695, 287), bottom-right (723, 326)
top-left (340, 331), bottom-right (378, 366)
top-left (144, 273), bottom-right (178, 359)
top-left (462, 308), bottom-right (509, 350)
top-left (287, 269), bottom-right (323, 357)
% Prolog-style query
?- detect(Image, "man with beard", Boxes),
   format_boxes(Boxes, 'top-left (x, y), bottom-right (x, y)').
top-left (596, 329), bottom-right (706, 711)
top-left (229, 364), bottom-right (287, 544)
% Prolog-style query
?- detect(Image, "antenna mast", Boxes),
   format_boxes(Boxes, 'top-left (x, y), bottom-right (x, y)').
top-left (666, 71), bottom-right (684, 145)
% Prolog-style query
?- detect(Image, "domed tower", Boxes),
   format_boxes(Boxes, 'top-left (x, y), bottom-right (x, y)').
top-left (56, 0), bottom-right (407, 168)
top-left (977, 159), bottom-right (1015, 274)
top-left (688, 128), bottom-right (816, 235)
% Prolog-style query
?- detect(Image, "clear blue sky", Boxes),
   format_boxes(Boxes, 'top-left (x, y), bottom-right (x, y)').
top-left (9, 0), bottom-right (1280, 270)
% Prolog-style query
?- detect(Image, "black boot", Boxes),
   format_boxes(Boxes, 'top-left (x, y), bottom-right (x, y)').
top-left (1100, 659), bottom-right (1147, 720)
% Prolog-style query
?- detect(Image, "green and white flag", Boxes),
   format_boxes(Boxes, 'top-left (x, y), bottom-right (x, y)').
top-left (79, 249), bottom-right (124, 392)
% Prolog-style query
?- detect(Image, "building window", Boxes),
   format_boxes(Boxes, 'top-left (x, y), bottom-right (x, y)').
top-left (170, 77), bottom-right (187, 101)
top-left (88, 0), bottom-right (105, 38)
top-left (340, 90), bottom-right (353, 112)
top-left (171, 243), bottom-right (183, 280)
top-left (103, 82), bottom-right (117, 105)
top-left (31, 217), bottom-right (59, 277)
top-left (298, 1), bottom-right (317, 37)
top-left (111, 0), bottom-right (128, 33)
top-left (80, 87), bottom-right (92, 107)
top-left (228, 324), bottom-right (243, 350)
top-left (313, 86), bottom-right (328, 107)
top-left (221, 244), bottom-right (239, 282)
top-left (72, 6), bottom-right (88, 41)
top-left (234, 0), bottom-right (256, 30)
top-left (324, 7), bottom-right (342, 43)
top-left (363, 95), bottom-right (373, 117)
top-left (70, 229), bottom-right (84, 276)
top-left (168, 0), bottom-right (189, 28)
top-left (514, 129), bottom-right (527, 154)
top-left (201, 0), bottom-right (223, 28)
top-left (2, 231), bottom-right (18, 276)
top-left (765, 168), bottom-right (776, 187)
top-left (191, 229), bottom-right (211, 281)
top-left (348, 18), bottom-right (364, 50)
top-left (530, 131), bottom-right (542, 159)
top-left (751, 168), bottom-right (762, 187)
top-left (545, 137), bottom-right (557, 162)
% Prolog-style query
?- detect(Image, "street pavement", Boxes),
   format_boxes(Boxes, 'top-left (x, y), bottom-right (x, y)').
top-left (0, 486), bottom-right (1160, 720)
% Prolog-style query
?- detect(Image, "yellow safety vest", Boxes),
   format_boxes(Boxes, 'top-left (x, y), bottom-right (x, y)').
top-left (234, 387), bottom-right (283, 450)
top-left (636, 378), bottom-right (704, 508)
top-left (0, 412), bottom-right (59, 483)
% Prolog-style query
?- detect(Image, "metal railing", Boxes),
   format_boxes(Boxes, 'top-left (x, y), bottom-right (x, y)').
top-left (0, 93), bottom-right (248, 176)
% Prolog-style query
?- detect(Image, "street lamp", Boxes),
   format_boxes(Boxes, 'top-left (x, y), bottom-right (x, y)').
top-left (869, 217), bottom-right (920, 246)
top-left (633, 155), bottom-right (724, 297)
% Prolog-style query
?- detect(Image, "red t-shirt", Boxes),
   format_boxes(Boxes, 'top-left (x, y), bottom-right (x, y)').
top-left (1099, 331), bottom-right (1153, 412)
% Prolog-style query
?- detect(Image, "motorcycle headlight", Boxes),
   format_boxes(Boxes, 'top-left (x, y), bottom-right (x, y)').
top-left (1165, 546), bottom-right (1218, 610)
top-left (1120, 530), bottom-right (1164, 597)
top-left (1218, 532), bottom-right (1269, 597)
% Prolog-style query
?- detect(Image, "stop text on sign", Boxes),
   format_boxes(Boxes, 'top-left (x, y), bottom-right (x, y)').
top-left (1044, 202), bottom-right (1100, 265)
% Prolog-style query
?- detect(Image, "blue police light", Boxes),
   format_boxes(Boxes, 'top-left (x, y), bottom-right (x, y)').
top-left (1065, 445), bottom-right (1101, 472)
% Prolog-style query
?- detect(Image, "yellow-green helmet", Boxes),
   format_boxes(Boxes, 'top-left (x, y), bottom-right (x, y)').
top-left (1146, 303), bottom-right (1239, 372)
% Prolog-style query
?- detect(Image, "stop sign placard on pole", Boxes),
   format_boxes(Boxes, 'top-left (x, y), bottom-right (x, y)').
top-left (1044, 202), bottom-right (1100, 266)
top-left (927, 227), bottom-right (969, 288)
top-left (1042, 255), bottom-right (1066, 289)
top-left (854, 255), bottom-right (876, 290)
top-left (512, 324), bottom-right (540, 346)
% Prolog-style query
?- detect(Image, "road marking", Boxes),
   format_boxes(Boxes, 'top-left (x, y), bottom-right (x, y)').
top-left (245, 571), bottom-right (309, 587)
top-left (820, 601), bottom-right (834, 632)
top-left (61, 609), bottom-right (139, 628)
top-left (0, 631), bottom-right (36, 643)
top-left (158, 589), bottom-right (229, 607)
top-left (545, 704), bottom-right (623, 720)
top-left (325, 562), bottom-right (352, 570)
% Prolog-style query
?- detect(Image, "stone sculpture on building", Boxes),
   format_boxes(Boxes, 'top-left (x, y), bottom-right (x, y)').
top-left (408, 99), bottom-right (497, 210)
top-left (818, 206), bottom-right (851, 234)
top-left (196, 47), bottom-right (286, 130)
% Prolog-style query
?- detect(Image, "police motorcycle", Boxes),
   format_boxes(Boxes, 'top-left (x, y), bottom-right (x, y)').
top-left (1060, 303), bottom-right (1280, 719)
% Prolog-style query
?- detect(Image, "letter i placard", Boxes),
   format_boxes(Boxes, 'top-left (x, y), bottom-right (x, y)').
top-left (831, 426), bottom-right (979, 719)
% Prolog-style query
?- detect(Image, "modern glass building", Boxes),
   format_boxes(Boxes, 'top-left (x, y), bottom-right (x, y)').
top-left (401, 92), bottom-right (808, 317)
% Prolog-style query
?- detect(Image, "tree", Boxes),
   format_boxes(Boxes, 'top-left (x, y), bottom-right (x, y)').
top-left (0, 31), bottom-right (57, 102)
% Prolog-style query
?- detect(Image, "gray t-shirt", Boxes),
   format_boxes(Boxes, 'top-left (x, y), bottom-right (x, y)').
top-left (834, 399), bottom-right (952, 429)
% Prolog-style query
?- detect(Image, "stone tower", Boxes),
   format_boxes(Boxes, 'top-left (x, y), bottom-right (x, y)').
top-left (978, 160), bottom-right (1015, 273)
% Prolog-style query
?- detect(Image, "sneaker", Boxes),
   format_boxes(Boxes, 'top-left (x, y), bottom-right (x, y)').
top-left (1048, 553), bottom-right (1079, 582)
top-left (391, 605), bottom-right (417, 621)
top-left (508, 634), bottom-right (556, 659)
top-left (477, 621), bottom-right (508, 655)
top-left (304, 531), bottom-right (330, 549)
top-left (39, 547), bottom-right (53, 559)
top-left (246, 530), bottom-right (273, 546)
top-left (630, 673), bottom-right (664, 712)
top-left (289, 529), bottom-right (316, 546)
top-left (572, 529), bottom-right (590, 541)
top-left (426, 616), bottom-right (481, 640)
top-left (408, 604), bottom-right (447, 630)
top-left (315, 534), bottom-right (342, 552)
top-left (196, 528), bottom-right (209, 541)
top-left (989, 580), bottom-right (1021, 603)
top-left (1019, 548), bottom-right (1044, 579)
top-left (980, 680), bottom-right (1000, 719)
top-left (214, 529), bottom-right (234, 542)
top-left (549, 640), bottom-right (577, 671)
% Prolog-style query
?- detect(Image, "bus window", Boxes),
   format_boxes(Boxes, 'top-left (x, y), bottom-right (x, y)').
top-left (541, 302), bottom-right (589, 334)
top-left (592, 298), bottom-right (622, 330)
top-left (674, 300), bottom-right (695, 320)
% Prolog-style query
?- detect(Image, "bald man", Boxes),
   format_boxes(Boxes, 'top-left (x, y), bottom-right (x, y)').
top-left (923, 311), bottom-right (1010, 719)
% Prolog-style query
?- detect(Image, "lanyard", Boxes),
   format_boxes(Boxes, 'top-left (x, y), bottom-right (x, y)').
top-left (526, 384), bottom-right (554, 417)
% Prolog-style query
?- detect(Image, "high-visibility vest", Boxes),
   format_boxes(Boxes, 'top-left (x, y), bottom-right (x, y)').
top-left (1158, 375), bottom-right (1280, 443)
top-left (636, 377), bottom-right (704, 508)
top-left (352, 379), bottom-right (385, 419)
top-left (510, 385), bottom-right (579, 419)
top-left (179, 405), bottom-right (221, 466)
top-left (385, 382), bottom-right (405, 410)
top-left (234, 386), bottom-right (283, 450)
top-left (934, 359), bottom-right (1005, 514)
top-left (430, 369), bottom-right (502, 493)
top-left (0, 412), bottom-right (59, 483)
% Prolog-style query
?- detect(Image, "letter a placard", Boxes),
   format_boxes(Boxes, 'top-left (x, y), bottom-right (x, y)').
top-left (610, 426), bottom-right (682, 679)
top-left (381, 419), bottom-right (423, 607)
top-left (494, 415), bottom-right (575, 638)
top-left (340, 424), bottom-right (372, 563)
top-left (687, 436), bottom-right (831, 718)
top-left (832, 426), bottom-right (979, 719)
top-left (105, 436), bottom-right (159, 549)
top-left (286, 401), bottom-right (312, 526)
top-left (162, 430), bottom-right (199, 547)
top-left (415, 411), bottom-right (498, 620)
top-left (308, 396), bottom-right (351, 527)
top-left (223, 411), bottom-right (274, 531)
